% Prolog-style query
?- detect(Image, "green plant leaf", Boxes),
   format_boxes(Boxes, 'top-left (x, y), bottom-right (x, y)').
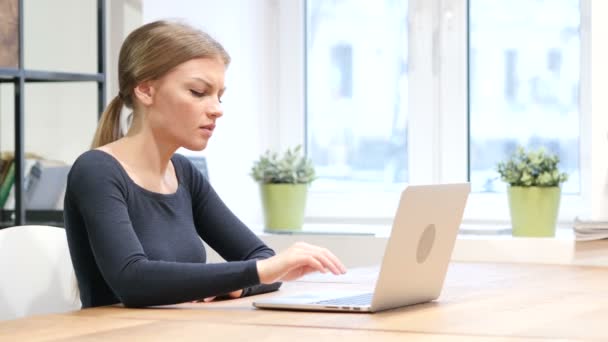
top-left (250, 144), bottom-right (316, 184)
top-left (496, 145), bottom-right (568, 187)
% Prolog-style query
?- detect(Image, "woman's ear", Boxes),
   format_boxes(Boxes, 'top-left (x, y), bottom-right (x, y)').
top-left (133, 81), bottom-right (156, 106)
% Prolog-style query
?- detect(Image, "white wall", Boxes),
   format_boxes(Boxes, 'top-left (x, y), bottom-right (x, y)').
top-left (590, 0), bottom-right (608, 220)
top-left (107, 0), bottom-right (144, 102)
top-left (0, 0), bottom-right (142, 165)
top-left (1, 0), bottom-right (97, 163)
top-left (143, 0), bottom-right (279, 227)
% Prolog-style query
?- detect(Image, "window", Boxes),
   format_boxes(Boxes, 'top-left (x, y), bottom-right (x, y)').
top-left (284, 0), bottom-right (591, 223)
top-left (469, 0), bottom-right (581, 194)
top-left (306, 0), bottom-right (409, 192)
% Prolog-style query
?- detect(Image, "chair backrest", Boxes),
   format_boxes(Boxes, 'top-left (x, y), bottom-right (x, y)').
top-left (0, 225), bottom-right (81, 320)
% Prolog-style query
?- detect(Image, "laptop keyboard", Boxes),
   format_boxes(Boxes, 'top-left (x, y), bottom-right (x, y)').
top-left (311, 293), bottom-right (373, 306)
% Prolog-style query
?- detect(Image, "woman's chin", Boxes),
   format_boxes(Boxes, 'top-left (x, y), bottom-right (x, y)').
top-left (183, 139), bottom-right (208, 151)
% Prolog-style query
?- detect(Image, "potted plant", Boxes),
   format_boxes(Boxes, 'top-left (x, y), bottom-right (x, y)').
top-left (250, 145), bottom-right (316, 232)
top-left (497, 146), bottom-right (568, 237)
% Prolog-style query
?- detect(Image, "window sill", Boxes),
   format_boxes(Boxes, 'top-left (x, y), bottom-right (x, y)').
top-left (245, 224), bottom-right (608, 268)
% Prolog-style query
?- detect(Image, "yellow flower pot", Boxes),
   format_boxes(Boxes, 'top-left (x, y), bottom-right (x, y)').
top-left (260, 184), bottom-right (308, 232)
top-left (507, 186), bottom-right (561, 237)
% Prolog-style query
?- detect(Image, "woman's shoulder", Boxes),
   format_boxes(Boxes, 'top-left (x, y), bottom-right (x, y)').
top-left (170, 152), bottom-right (190, 166)
top-left (73, 149), bottom-right (119, 169)
top-left (170, 153), bottom-right (194, 180)
top-left (69, 149), bottom-right (125, 182)
top-left (170, 153), bottom-right (208, 189)
top-left (66, 150), bottom-right (130, 203)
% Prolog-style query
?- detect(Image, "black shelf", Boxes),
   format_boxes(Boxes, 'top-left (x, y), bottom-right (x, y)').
top-left (0, 69), bottom-right (105, 83)
top-left (25, 70), bottom-right (105, 83)
top-left (0, 0), bottom-right (106, 228)
top-left (0, 67), bottom-right (20, 78)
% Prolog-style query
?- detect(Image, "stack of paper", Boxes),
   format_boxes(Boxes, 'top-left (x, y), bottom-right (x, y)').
top-left (573, 217), bottom-right (608, 241)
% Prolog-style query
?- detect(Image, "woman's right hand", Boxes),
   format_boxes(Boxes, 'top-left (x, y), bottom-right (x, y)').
top-left (256, 242), bottom-right (347, 284)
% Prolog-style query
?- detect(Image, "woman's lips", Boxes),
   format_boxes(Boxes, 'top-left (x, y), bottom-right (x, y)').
top-left (199, 124), bottom-right (215, 137)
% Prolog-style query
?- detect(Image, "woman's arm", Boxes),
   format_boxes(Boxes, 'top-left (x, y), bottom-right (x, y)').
top-left (181, 154), bottom-right (347, 297)
top-left (197, 186), bottom-right (282, 297)
top-left (184, 156), bottom-right (281, 296)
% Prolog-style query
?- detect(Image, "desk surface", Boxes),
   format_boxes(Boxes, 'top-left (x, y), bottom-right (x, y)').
top-left (2, 262), bottom-right (606, 341)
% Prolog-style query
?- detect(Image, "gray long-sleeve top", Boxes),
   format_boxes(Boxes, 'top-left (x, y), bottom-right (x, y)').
top-left (64, 150), bottom-right (280, 308)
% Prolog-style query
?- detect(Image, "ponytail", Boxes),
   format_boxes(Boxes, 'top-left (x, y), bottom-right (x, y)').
top-left (90, 95), bottom-right (124, 149)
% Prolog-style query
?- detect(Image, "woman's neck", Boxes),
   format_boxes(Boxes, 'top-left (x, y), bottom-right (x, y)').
top-left (101, 130), bottom-right (178, 194)
top-left (120, 133), bottom-right (175, 176)
top-left (117, 110), bottom-right (173, 172)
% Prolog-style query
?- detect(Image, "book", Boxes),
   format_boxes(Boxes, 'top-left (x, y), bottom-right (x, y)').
top-left (3, 157), bottom-right (41, 209)
top-left (23, 160), bottom-right (70, 210)
top-left (0, 151), bottom-right (41, 189)
top-left (573, 217), bottom-right (608, 241)
top-left (0, 157), bottom-right (7, 182)
top-left (0, 161), bottom-right (15, 208)
top-left (3, 157), bottom-right (67, 210)
top-left (0, 153), bottom-right (14, 186)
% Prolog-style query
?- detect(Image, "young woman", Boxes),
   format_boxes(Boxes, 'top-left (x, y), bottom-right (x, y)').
top-left (64, 20), bottom-right (346, 308)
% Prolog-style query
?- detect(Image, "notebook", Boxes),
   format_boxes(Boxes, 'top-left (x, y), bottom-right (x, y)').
top-left (253, 183), bottom-right (471, 313)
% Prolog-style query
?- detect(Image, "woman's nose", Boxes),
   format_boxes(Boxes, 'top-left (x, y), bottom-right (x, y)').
top-left (208, 100), bottom-right (223, 118)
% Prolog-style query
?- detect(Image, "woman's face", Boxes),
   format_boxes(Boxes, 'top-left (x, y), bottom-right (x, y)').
top-left (143, 57), bottom-right (226, 151)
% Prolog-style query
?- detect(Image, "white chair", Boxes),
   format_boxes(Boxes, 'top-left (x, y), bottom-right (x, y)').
top-left (0, 225), bottom-right (81, 320)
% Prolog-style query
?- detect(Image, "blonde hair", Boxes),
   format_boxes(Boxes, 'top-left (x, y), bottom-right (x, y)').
top-left (91, 20), bottom-right (230, 148)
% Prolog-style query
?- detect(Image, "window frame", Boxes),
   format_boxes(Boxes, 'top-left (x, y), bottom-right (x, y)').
top-left (277, 0), bottom-right (596, 225)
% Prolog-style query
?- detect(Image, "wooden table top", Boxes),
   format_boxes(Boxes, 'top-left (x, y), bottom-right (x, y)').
top-left (2, 262), bottom-right (606, 341)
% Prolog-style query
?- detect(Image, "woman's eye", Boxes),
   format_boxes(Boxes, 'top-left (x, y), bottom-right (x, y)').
top-left (190, 90), bottom-right (205, 97)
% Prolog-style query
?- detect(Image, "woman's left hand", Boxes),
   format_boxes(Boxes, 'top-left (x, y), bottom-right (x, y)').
top-left (197, 289), bottom-right (243, 303)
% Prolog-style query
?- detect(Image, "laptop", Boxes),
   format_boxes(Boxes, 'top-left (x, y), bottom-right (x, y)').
top-left (252, 183), bottom-right (471, 313)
